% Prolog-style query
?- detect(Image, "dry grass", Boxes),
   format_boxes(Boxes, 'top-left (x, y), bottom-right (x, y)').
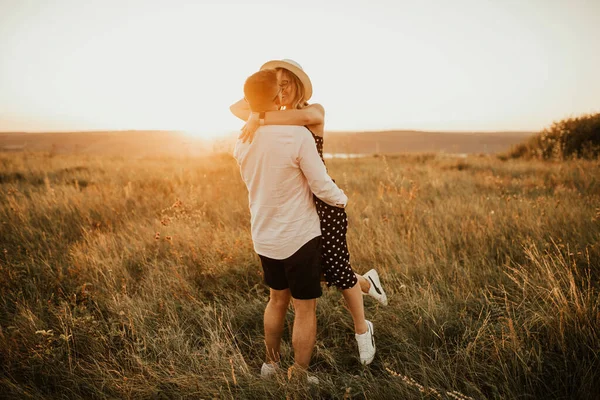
top-left (0, 152), bottom-right (599, 399)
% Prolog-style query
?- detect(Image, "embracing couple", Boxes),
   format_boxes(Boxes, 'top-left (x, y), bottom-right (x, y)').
top-left (231, 59), bottom-right (387, 383)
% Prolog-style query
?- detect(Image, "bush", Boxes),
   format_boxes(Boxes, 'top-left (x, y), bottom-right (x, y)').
top-left (505, 113), bottom-right (600, 160)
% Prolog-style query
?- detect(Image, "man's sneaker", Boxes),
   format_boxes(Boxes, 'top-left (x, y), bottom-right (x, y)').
top-left (261, 362), bottom-right (280, 378)
top-left (355, 320), bottom-right (376, 365)
top-left (363, 269), bottom-right (388, 306)
top-left (287, 365), bottom-right (319, 386)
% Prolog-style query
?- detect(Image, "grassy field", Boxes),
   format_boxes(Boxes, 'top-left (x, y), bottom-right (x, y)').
top-left (0, 151), bottom-right (599, 399)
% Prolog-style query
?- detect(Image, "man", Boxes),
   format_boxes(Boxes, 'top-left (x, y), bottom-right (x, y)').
top-left (233, 69), bottom-right (348, 383)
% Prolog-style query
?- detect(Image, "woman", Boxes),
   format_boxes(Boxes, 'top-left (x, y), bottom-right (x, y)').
top-left (230, 59), bottom-right (387, 366)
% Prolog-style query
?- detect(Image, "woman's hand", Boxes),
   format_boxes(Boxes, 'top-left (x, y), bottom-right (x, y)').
top-left (239, 112), bottom-right (260, 143)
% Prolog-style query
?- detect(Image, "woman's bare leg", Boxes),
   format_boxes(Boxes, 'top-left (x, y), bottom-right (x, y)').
top-left (341, 281), bottom-right (368, 334)
top-left (356, 273), bottom-right (370, 294)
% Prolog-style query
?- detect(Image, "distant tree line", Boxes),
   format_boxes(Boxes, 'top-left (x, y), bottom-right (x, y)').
top-left (504, 113), bottom-right (600, 160)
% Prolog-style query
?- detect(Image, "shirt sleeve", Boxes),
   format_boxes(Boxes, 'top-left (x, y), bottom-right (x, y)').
top-left (296, 129), bottom-right (348, 207)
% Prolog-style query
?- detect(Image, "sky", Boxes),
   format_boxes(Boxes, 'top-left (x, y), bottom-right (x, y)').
top-left (1, 0), bottom-right (599, 137)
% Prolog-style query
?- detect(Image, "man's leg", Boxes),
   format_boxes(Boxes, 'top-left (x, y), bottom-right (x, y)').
top-left (285, 236), bottom-right (322, 373)
top-left (264, 288), bottom-right (291, 364)
top-left (290, 297), bottom-right (317, 369)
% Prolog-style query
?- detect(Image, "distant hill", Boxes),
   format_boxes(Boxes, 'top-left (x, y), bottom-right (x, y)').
top-left (0, 129), bottom-right (535, 157)
top-left (0, 131), bottom-right (212, 157)
top-left (324, 130), bottom-right (535, 155)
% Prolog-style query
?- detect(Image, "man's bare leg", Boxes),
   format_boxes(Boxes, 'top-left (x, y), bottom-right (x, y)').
top-left (290, 298), bottom-right (317, 369)
top-left (264, 288), bottom-right (291, 363)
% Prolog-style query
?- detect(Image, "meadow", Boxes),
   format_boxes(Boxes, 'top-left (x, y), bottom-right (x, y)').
top-left (0, 151), bottom-right (598, 399)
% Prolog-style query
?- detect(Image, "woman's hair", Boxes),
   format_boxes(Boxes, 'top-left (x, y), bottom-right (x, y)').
top-left (277, 68), bottom-right (309, 110)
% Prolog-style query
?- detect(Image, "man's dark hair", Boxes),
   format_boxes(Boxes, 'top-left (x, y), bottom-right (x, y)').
top-left (244, 69), bottom-right (279, 112)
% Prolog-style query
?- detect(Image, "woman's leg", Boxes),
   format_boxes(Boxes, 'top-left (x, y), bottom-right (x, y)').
top-left (356, 273), bottom-right (370, 294)
top-left (313, 198), bottom-right (370, 333)
top-left (341, 281), bottom-right (368, 334)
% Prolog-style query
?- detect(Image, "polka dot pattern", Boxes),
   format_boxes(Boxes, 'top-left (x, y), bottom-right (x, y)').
top-left (311, 131), bottom-right (358, 290)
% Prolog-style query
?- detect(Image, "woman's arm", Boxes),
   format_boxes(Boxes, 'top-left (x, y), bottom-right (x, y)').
top-left (265, 104), bottom-right (325, 126)
top-left (230, 98), bottom-right (251, 121)
top-left (239, 104), bottom-right (325, 143)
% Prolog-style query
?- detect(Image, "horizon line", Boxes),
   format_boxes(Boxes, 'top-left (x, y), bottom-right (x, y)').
top-left (0, 128), bottom-right (539, 135)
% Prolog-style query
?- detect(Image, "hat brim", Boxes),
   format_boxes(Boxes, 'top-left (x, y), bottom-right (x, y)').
top-left (260, 60), bottom-right (313, 101)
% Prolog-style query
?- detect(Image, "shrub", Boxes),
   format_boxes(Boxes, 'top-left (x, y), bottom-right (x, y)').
top-left (505, 113), bottom-right (600, 160)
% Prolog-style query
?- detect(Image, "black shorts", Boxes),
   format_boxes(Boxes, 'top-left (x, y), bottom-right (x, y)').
top-left (258, 236), bottom-right (323, 300)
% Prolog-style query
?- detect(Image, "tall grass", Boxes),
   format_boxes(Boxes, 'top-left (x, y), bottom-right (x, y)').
top-left (0, 152), bottom-right (599, 399)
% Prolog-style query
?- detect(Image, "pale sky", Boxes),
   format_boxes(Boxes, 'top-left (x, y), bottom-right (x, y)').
top-left (1, 0), bottom-right (599, 137)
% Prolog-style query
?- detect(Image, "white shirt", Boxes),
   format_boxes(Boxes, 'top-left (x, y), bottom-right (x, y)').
top-left (233, 125), bottom-right (348, 260)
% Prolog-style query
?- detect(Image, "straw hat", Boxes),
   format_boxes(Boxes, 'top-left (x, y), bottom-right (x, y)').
top-left (260, 59), bottom-right (313, 101)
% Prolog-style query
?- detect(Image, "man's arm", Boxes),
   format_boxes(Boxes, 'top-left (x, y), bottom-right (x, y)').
top-left (296, 128), bottom-right (347, 208)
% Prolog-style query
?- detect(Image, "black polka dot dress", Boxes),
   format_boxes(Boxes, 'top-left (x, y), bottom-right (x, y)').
top-left (310, 130), bottom-right (358, 290)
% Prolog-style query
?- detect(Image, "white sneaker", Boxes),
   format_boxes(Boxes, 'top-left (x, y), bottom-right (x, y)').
top-left (261, 362), bottom-right (280, 378)
top-left (363, 269), bottom-right (388, 306)
top-left (287, 365), bottom-right (319, 386)
top-left (355, 320), bottom-right (376, 365)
